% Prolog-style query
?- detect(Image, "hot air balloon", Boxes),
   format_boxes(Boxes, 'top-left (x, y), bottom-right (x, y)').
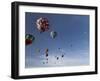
top-left (45, 48), bottom-right (49, 57)
top-left (36, 17), bottom-right (49, 32)
top-left (43, 62), bottom-right (45, 64)
top-left (50, 31), bottom-right (57, 39)
top-left (35, 48), bottom-right (40, 54)
top-left (25, 34), bottom-right (35, 45)
top-left (58, 48), bottom-right (60, 50)
top-left (57, 57), bottom-right (59, 60)
top-left (61, 54), bottom-right (64, 58)
top-left (46, 58), bottom-right (48, 60)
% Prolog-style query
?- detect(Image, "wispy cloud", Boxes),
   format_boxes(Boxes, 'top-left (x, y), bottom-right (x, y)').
top-left (25, 50), bottom-right (89, 68)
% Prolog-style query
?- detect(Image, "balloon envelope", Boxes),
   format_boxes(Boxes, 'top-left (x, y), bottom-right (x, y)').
top-left (25, 34), bottom-right (35, 45)
top-left (50, 31), bottom-right (57, 39)
top-left (45, 48), bottom-right (49, 57)
top-left (36, 17), bottom-right (49, 32)
top-left (35, 48), bottom-right (40, 54)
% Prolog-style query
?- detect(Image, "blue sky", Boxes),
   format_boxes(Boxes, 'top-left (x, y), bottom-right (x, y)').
top-left (25, 12), bottom-right (89, 68)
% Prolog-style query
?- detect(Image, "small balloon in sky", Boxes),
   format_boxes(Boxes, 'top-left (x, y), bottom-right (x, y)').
top-left (25, 34), bottom-right (35, 45)
top-left (57, 57), bottom-right (59, 60)
top-left (35, 48), bottom-right (40, 54)
top-left (45, 48), bottom-right (49, 52)
top-left (61, 54), bottom-right (64, 58)
top-left (36, 17), bottom-right (49, 32)
top-left (58, 48), bottom-right (60, 50)
top-left (45, 48), bottom-right (49, 57)
top-left (46, 54), bottom-right (48, 57)
top-left (50, 31), bottom-right (57, 39)
top-left (43, 62), bottom-right (45, 64)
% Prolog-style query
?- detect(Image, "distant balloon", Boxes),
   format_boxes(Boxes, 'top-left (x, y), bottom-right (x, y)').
top-left (45, 48), bottom-right (49, 57)
top-left (57, 57), bottom-right (59, 60)
top-left (46, 54), bottom-right (48, 57)
top-left (58, 48), bottom-right (60, 50)
top-left (43, 62), bottom-right (45, 64)
top-left (45, 48), bottom-right (49, 53)
top-left (25, 34), bottom-right (35, 45)
top-left (61, 54), bottom-right (64, 58)
top-left (50, 31), bottom-right (57, 39)
top-left (35, 48), bottom-right (40, 54)
top-left (36, 17), bottom-right (49, 32)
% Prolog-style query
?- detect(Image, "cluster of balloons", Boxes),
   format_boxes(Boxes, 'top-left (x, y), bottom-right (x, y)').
top-left (25, 17), bottom-right (57, 45)
top-left (42, 54), bottom-right (65, 64)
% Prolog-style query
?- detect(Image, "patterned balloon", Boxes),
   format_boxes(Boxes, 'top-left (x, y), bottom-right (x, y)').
top-left (36, 17), bottom-right (49, 32)
top-left (25, 34), bottom-right (35, 45)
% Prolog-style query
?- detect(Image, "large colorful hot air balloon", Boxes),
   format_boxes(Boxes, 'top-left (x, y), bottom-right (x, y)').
top-left (36, 17), bottom-right (49, 32)
top-left (25, 34), bottom-right (35, 45)
top-left (50, 31), bottom-right (57, 39)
